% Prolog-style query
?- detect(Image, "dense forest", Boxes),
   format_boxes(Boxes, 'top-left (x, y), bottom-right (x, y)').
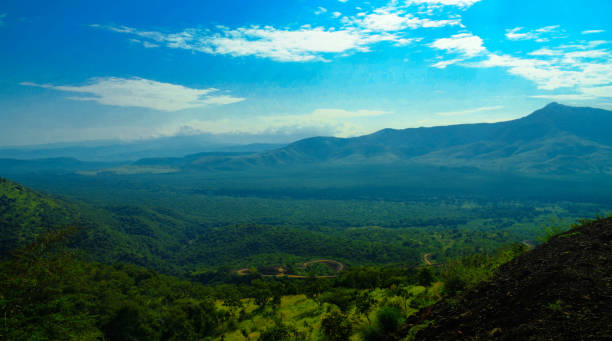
top-left (1, 176), bottom-right (609, 339)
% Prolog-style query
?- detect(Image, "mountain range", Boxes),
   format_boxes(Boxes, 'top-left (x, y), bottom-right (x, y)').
top-left (138, 103), bottom-right (611, 175)
top-left (1, 103), bottom-right (611, 176)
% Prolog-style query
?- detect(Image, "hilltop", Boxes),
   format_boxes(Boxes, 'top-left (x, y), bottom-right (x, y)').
top-left (398, 217), bottom-right (612, 340)
top-left (116, 103), bottom-right (612, 175)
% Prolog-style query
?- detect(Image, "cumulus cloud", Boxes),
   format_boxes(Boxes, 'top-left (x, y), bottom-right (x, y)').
top-left (20, 77), bottom-right (244, 111)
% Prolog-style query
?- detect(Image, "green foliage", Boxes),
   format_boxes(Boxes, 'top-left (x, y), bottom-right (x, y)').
top-left (0, 228), bottom-right (228, 341)
top-left (548, 299), bottom-right (563, 311)
top-left (415, 267), bottom-right (435, 287)
top-left (375, 306), bottom-right (405, 334)
top-left (317, 289), bottom-right (357, 312)
top-left (320, 310), bottom-right (352, 341)
top-left (1, 177), bottom-right (610, 340)
top-left (538, 221), bottom-right (571, 243)
top-left (355, 292), bottom-right (375, 321)
top-left (259, 321), bottom-right (298, 341)
top-left (440, 243), bottom-right (528, 295)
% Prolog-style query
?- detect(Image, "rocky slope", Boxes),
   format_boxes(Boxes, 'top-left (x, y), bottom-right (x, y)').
top-left (398, 217), bottom-right (612, 340)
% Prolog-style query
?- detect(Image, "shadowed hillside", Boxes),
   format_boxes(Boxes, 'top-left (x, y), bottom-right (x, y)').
top-left (397, 217), bottom-right (612, 340)
top-left (182, 103), bottom-right (612, 174)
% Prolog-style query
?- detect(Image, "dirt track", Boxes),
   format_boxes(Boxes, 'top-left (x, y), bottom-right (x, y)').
top-left (423, 253), bottom-right (433, 266)
top-left (235, 259), bottom-right (346, 278)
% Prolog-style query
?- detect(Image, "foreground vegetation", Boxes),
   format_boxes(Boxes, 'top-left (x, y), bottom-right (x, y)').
top-left (1, 176), bottom-right (609, 339)
top-left (1, 224), bottom-right (532, 340)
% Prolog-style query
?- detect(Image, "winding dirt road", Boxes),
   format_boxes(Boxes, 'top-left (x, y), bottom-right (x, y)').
top-left (235, 259), bottom-right (345, 279)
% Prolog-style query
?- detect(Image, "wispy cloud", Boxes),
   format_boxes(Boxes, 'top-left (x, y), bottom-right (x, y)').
top-left (165, 108), bottom-right (391, 138)
top-left (0, 13), bottom-right (6, 26)
top-left (92, 0), bottom-right (466, 63)
top-left (528, 48), bottom-right (560, 56)
top-left (314, 7), bottom-right (328, 15)
top-left (428, 26), bottom-right (612, 99)
top-left (582, 29), bottom-right (605, 35)
top-left (93, 24), bottom-right (409, 62)
top-left (20, 77), bottom-right (244, 111)
top-left (353, 8), bottom-right (462, 32)
top-left (476, 51), bottom-right (612, 91)
top-left (505, 25), bottom-right (562, 42)
top-left (429, 33), bottom-right (485, 67)
top-left (406, 0), bottom-right (482, 9)
top-left (532, 86), bottom-right (612, 101)
top-left (436, 105), bottom-right (503, 116)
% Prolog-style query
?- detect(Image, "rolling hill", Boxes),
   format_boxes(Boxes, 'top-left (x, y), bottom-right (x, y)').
top-left (182, 103), bottom-right (612, 174)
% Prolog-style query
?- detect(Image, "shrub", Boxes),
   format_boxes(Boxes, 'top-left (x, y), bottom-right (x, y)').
top-left (321, 310), bottom-right (352, 341)
top-left (375, 306), bottom-right (404, 334)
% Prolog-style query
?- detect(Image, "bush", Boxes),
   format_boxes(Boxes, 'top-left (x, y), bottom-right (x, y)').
top-left (259, 323), bottom-right (296, 341)
top-left (375, 306), bottom-right (404, 334)
top-left (321, 310), bottom-right (352, 341)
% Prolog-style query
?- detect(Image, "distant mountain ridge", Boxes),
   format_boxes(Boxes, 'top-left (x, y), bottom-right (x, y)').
top-left (184, 103), bottom-right (612, 174)
top-left (0, 135), bottom-right (285, 162)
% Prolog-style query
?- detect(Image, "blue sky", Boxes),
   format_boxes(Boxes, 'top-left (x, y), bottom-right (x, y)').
top-left (0, 0), bottom-right (610, 146)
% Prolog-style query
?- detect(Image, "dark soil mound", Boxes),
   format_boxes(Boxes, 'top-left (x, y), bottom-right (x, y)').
top-left (399, 217), bottom-right (612, 340)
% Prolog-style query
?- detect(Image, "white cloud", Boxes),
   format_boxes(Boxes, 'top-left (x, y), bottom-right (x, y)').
top-left (429, 33), bottom-right (485, 67)
top-left (475, 46), bottom-right (612, 91)
top-left (505, 25), bottom-right (561, 42)
top-left (531, 94), bottom-right (595, 101)
top-left (166, 108), bottom-right (391, 138)
top-left (20, 77), bottom-right (244, 111)
top-left (93, 0), bottom-right (466, 63)
top-left (436, 105), bottom-right (503, 116)
top-left (406, 0), bottom-right (482, 8)
top-left (528, 48), bottom-right (560, 56)
top-left (356, 10), bottom-right (461, 31)
top-left (582, 30), bottom-right (605, 35)
top-left (426, 26), bottom-right (612, 99)
top-left (142, 41), bottom-right (159, 48)
top-left (315, 7), bottom-right (327, 15)
top-left (338, 0), bottom-right (348, 2)
top-left (581, 85), bottom-right (612, 98)
top-left (94, 24), bottom-right (408, 62)
top-left (431, 33), bottom-right (484, 56)
top-left (532, 86), bottom-right (612, 101)
top-left (431, 58), bottom-right (464, 68)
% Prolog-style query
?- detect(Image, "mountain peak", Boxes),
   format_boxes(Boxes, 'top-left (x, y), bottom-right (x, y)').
top-left (544, 102), bottom-right (562, 108)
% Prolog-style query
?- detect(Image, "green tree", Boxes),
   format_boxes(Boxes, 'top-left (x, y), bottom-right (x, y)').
top-left (321, 310), bottom-right (352, 341)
